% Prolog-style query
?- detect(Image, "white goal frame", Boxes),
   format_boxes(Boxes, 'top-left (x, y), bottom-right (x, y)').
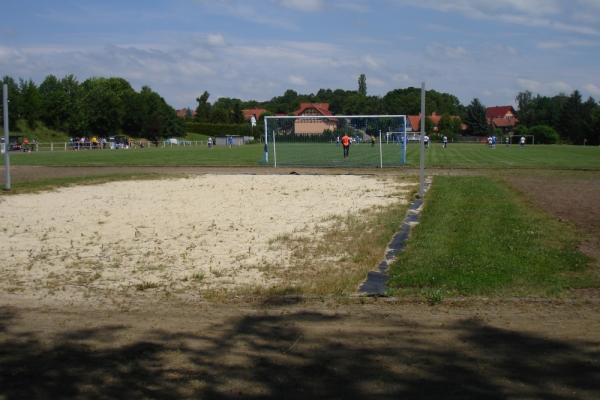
top-left (263, 114), bottom-right (407, 168)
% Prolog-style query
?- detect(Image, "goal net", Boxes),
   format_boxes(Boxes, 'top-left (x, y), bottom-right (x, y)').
top-left (262, 115), bottom-right (408, 168)
top-left (509, 134), bottom-right (535, 145)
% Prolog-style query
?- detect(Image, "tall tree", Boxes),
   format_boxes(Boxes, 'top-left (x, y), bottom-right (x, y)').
top-left (195, 91), bottom-right (211, 121)
top-left (358, 74), bottom-right (367, 96)
top-left (558, 90), bottom-right (584, 144)
top-left (515, 90), bottom-right (534, 126)
top-left (464, 98), bottom-right (488, 135)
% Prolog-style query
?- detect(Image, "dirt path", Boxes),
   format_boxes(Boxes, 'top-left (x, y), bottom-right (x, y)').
top-left (504, 172), bottom-right (600, 267)
top-left (1, 298), bottom-right (599, 399)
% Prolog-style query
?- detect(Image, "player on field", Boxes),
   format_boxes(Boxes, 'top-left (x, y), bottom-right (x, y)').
top-left (342, 133), bottom-right (351, 158)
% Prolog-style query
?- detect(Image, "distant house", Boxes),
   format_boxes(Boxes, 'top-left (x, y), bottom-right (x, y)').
top-left (293, 103), bottom-right (337, 135)
top-left (486, 106), bottom-right (518, 131)
top-left (406, 113), bottom-right (463, 133)
top-left (242, 108), bottom-right (267, 121)
top-left (176, 108), bottom-right (195, 119)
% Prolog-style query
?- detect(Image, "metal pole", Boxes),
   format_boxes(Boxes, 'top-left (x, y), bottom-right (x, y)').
top-left (264, 117), bottom-right (269, 164)
top-left (378, 129), bottom-right (383, 168)
top-left (402, 116), bottom-right (407, 165)
top-left (272, 130), bottom-right (277, 168)
top-left (3, 84), bottom-right (11, 191)
top-left (419, 82), bottom-right (426, 198)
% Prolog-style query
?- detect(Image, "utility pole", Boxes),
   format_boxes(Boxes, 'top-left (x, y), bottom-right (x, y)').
top-left (3, 83), bottom-right (10, 191)
top-left (419, 82), bottom-right (425, 198)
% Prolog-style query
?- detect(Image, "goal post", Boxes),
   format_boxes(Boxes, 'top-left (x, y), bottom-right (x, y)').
top-left (262, 114), bottom-right (407, 168)
top-left (508, 134), bottom-right (535, 145)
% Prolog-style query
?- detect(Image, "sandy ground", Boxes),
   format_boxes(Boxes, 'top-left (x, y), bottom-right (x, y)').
top-left (1, 168), bottom-right (599, 398)
top-left (0, 174), bottom-right (412, 306)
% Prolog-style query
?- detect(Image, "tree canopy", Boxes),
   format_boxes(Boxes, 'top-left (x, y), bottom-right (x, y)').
top-left (1, 74), bottom-right (183, 139)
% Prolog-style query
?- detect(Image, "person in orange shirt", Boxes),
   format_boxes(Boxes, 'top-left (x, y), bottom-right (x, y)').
top-left (341, 133), bottom-right (351, 158)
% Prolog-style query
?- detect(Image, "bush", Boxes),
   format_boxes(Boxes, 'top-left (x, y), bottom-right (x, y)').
top-left (528, 125), bottom-right (559, 144)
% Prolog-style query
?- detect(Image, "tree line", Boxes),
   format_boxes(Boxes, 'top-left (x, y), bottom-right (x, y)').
top-left (462, 91), bottom-right (600, 144)
top-left (0, 75), bottom-right (183, 139)
top-left (193, 86), bottom-right (464, 124)
top-left (2, 72), bottom-right (598, 144)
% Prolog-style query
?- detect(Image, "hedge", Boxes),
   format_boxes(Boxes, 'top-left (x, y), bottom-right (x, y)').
top-left (185, 122), bottom-right (261, 138)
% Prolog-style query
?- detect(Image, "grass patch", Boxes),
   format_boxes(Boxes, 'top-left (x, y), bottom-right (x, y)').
top-left (8, 143), bottom-right (600, 169)
top-left (258, 178), bottom-right (418, 296)
top-left (388, 176), bottom-right (599, 298)
top-left (0, 173), bottom-right (173, 195)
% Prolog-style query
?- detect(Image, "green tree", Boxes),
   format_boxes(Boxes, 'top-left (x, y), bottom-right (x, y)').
top-left (195, 91), bottom-right (211, 121)
top-left (358, 74), bottom-right (367, 96)
top-left (438, 113), bottom-right (461, 139)
top-left (464, 98), bottom-right (488, 135)
top-left (515, 90), bottom-right (534, 126)
top-left (1, 76), bottom-right (21, 129)
top-left (80, 77), bottom-right (134, 136)
top-left (557, 90), bottom-right (584, 144)
top-left (39, 75), bottom-right (69, 130)
top-left (528, 125), bottom-right (559, 144)
top-left (19, 79), bottom-right (41, 128)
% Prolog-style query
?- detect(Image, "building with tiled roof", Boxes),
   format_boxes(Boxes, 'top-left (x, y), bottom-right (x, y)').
top-left (242, 108), bottom-right (267, 121)
top-left (293, 103), bottom-right (337, 135)
top-left (486, 106), bottom-right (518, 131)
top-left (407, 113), bottom-right (461, 133)
top-left (176, 108), bottom-right (195, 119)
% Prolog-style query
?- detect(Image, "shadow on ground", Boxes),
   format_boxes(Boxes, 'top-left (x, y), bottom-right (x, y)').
top-left (1, 306), bottom-right (599, 399)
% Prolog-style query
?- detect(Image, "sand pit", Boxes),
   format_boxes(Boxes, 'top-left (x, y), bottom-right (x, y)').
top-left (0, 174), bottom-right (413, 305)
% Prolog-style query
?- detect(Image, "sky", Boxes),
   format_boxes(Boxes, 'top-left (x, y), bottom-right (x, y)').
top-left (1, 0), bottom-right (599, 109)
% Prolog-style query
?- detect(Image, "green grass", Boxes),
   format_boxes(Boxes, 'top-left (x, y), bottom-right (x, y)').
top-left (6, 142), bottom-right (600, 169)
top-left (387, 176), bottom-right (599, 298)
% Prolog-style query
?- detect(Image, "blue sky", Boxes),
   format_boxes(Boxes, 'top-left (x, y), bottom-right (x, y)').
top-left (1, 0), bottom-right (599, 109)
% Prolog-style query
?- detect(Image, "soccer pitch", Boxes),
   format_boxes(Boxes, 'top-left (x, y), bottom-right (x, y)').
top-left (7, 142), bottom-right (600, 170)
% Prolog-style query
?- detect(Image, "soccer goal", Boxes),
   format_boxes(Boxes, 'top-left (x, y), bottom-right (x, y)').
top-left (262, 115), bottom-right (408, 168)
top-left (509, 134), bottom-right (535, 145)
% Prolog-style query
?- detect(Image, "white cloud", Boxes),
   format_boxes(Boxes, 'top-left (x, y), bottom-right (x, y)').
top-left (393, 73), bottom-right (411, 83)
top-left (396, 0), bottom-right (600, 36)
top-left (426, 43), bottom-right (468, 59)
top-left (289, 75), bottom-right (307, 85)
top-left (517, 78), bottom-right (572, 95)
top-left (362, 55), bottom-right (381, 69)
top-left (537, 39), bottom-right (600, 49)
top-left (206, 34), bottom-right (226, 46)
top-left (584, 83), bottom-right (600, 97)
top-left (278, 0), bottom-right (323, 12)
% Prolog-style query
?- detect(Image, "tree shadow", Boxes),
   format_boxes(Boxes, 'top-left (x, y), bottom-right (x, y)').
top-left (0, 307), bottom-right (598, 399)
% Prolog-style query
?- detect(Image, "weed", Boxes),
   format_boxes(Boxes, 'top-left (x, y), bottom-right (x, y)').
top-left (135, 281), bottom-right (160, 291)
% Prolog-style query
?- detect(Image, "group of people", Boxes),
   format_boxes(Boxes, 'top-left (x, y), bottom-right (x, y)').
top-left (70, 136), bottom-right (109, 150)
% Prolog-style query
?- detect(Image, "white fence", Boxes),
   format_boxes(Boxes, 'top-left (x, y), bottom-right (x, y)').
top-left (18, 140), bottom-right (210, 152)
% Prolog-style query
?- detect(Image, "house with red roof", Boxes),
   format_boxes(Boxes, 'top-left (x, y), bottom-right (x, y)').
top-left (242, 108), bottom-right (267, 121)
top-left (176, 108), bottom-right (195, 119)
top-left (486, 106), bottom-right (518, 132)
top-left (407, 113), bottom-right (462, 133)
top-left (293, 103), bottom-right (337, 135)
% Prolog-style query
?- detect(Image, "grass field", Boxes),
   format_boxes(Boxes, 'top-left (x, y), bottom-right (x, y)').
top-left (7, 142), bottom-right (600, 169)
top-left (388, 176), bottom-right (599, 299)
